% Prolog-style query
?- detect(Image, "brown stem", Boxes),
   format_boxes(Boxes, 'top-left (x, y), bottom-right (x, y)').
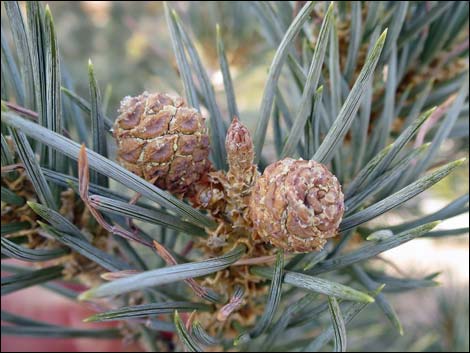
top-left (414, 95), bottom-right (455, 148)
top-left (441, 38), bottom-right (469, 67)
top-left (216, 286), bottom-right (244, 322)
top-left (4, 101), bottom-right (38, 120)
top-left (101, 270), bottom-right (141, 281)
top-left (232, 254), bottom-right (295, 266)
top-left (185, 311), bottom-right (197, 332)
top-left (1, 163), bottom-right (25, 173)
top-left (77, 144), bottom-right (152, 247)
top-left (152, 240), bottom-right (212, 299)
top-left (126, 192), bottom-right (142, 234)
top-left (181, 240), bottom-right (194, 257)
top-left (5, 101), bottom-right (72, 138)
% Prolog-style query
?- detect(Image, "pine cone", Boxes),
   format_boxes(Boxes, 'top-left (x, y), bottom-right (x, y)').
top-left (249, 158), bottom-right (344, 252)
top-left (226, 117), bottom-right (255, 175)
top-left (224, 117), bottom-right (259, 229)
top-left (113, 92), bottom-right (211, 196)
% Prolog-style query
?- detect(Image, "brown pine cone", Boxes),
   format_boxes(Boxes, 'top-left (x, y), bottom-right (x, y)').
top-left (249, 158), bottom-right (344, 252)
top-left (113, 92), bottom-right (211, 196)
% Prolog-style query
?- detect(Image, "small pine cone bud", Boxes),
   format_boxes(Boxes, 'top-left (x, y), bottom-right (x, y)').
top-left (224, 117), bottom-right (258, 229)
top-left (225, 117), bottom-right (254, 173)
top-left (249, 158), bottom-right (344, 253)
top-left (113, 92), bottom-right (211, 196)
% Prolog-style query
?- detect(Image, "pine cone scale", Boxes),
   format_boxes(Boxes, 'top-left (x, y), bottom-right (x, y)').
top-left (113, 92), bottom-right (211, 196)
top-left (250, 158), bottom-right (344, 252)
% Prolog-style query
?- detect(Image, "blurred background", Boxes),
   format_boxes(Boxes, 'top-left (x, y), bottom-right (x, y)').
top-left (1, 1), bottom-right (469, 352)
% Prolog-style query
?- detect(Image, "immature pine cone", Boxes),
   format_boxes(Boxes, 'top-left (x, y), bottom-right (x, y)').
top-left (250, 158), bottom-right (344, 252)
top-left (226, 117), bottom-right (255, 175)
top-left (224, 117), bottom-right (259, 229)
top-left (113, 92), bottom-right (211, 196)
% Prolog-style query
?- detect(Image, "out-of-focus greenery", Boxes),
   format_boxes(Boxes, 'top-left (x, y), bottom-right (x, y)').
top-left (2, 1), bottom-right (269, 119)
